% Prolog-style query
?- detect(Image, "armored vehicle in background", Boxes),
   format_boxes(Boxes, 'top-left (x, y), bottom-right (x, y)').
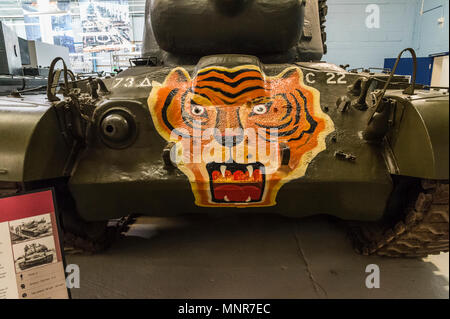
top-left (16, 243), bottom-right (54, 271)
top-left (20, 219), bottom-right (51, 238)
top-left (0, 22), bottom-right (71, 96)
top-left (0, 0), bottom-right (448, 257)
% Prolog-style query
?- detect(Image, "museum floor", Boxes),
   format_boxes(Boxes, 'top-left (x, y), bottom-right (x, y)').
top-left (66, 214), bottom-right (449, 299)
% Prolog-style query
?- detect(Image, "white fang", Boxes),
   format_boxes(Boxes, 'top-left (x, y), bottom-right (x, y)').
top-left (220, 165), bottom-right (226, 177)
top-left (247, 165), bottom-right (253, 177)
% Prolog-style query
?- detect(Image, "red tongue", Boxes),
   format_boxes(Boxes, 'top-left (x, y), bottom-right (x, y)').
top-left (214, 184), bottom-right (261, 202)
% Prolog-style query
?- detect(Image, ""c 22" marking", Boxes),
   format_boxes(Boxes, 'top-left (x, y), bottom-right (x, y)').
top-left (326, 72), bottom-right (347, 84)
top-left (304, 72), bottom-right (347, 85)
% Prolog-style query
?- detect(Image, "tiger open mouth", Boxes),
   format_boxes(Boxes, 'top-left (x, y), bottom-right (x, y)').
top-left (206, 162), bottom-right (266, 203)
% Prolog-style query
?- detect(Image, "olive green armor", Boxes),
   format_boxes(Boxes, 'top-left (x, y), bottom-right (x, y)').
top-left (0, 0), bottom-right (448, 257)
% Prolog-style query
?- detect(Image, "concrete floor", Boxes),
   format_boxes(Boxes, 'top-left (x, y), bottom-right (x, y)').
top-left (67, 214), bottom-right (449, 299)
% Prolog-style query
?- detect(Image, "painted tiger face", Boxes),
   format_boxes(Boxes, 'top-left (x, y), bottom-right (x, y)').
top-left (148, 65), bottom-right (334, 207)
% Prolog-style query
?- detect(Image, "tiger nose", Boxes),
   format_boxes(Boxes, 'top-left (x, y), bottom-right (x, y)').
top-left (214, 107), bottom-right (244, 146)
top-left (214, 129), bottom-right (244, 147)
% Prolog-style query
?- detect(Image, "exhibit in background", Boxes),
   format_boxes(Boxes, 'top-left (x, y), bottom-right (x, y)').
top-left (21, 0), bottom-right (75, 51)
top-left (77, 0), bottom-right (133, 73)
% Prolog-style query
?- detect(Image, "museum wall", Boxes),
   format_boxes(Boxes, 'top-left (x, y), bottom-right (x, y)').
top-left (1, 0), bottom-right (448, 71)
top-left (411, 0), bottom-right (449, 57)
top-left (323, 0), bottom-right (420, 68)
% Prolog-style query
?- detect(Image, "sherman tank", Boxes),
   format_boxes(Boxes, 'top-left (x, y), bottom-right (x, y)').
top-left (0, 0), bottom-right (448, 257)
top-left (16, 243), bottom-right (54, 271)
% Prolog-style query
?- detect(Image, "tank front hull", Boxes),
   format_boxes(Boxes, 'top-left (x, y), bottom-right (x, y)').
top-left (18, 254), bottom-right (53, 270)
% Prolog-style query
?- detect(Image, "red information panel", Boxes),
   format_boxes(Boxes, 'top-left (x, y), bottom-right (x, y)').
top-left (0, 190), bottom-right (69, 299)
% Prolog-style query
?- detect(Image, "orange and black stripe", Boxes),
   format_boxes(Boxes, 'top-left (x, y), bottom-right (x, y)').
top-left (193, 68), bottom-right (267, 105)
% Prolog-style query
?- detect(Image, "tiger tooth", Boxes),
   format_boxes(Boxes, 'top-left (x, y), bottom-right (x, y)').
top-left (220, 165), bottom-right (226, 177)
top-left (247, 165), bottom-right (253, 177)
top-left (246, 196), bottom-right (251, 202)
top-left (224, 195), bottom-right (230, 202)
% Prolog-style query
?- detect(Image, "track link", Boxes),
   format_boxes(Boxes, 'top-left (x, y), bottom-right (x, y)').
top-left (350, 180), bottom-right (449, 258)
top-left (318, 0), bottom-right (328, 54)
top-left (63, 216), bottom-right (137, 254)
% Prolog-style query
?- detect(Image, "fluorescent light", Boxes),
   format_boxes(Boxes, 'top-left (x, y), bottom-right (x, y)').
top-left (5, 22), bottom-right (40, 26)
top-left (0, 15), bottom-right (24, 18)
top-left (24, 10), bottom-right (69, 16)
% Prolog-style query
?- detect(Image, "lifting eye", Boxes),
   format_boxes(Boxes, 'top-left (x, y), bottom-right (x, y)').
top-left (99, 109), bottom-right (137, 149)
top-left (252, 104), bottom-right (267, 115)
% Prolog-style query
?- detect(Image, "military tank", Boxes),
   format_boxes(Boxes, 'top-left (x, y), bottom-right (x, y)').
top-left (0, 0), bottom-right (448, 257)
top-left (16, 243), bottom-right (54, 271)
top-left (20, 219), bottom-right (51, 238)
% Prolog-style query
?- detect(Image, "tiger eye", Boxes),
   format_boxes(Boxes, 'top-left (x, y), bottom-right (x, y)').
top-left (253, 104), bottom-right (267, 115)
top-left (192, 105), bottom-right (205, 115)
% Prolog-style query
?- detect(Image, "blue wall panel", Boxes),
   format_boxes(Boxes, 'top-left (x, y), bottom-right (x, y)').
top-left (384, 57), bottom-right (434, 85)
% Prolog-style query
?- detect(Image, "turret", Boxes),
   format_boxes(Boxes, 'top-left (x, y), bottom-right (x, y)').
top-left (142, 0), bottom-right (327, 65)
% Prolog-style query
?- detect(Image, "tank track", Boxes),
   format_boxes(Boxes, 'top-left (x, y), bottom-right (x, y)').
top-left (63, 216), bottom-right (136, 254)
top-left (318, 0), bottom-right (328, 54)
top-left (349, 180), bottom-right (449, 258)
top-left (63, 229), bottom-right (114, 254)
